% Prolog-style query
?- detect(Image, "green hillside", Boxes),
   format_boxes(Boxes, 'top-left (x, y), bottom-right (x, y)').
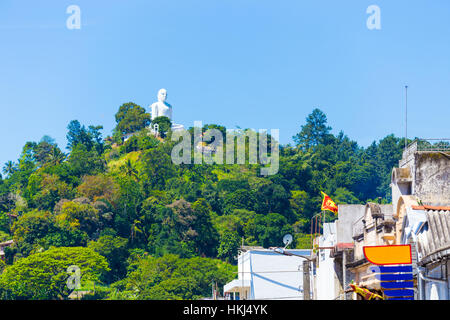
top-left (0, 104), bottom-right (405, 299)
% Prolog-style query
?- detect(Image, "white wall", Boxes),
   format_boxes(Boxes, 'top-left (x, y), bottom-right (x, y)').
top-left (316, 223), bottom-right (337, 300)
top-left (243, 250), bottom-right (311, 300)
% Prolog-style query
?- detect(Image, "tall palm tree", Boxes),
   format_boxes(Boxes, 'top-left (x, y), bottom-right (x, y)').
top-left (48, 147), bottom-right (67, 165)
top-left (130, 219), bottom-right (143, 242)
top-left (122, 159), bottom-right (139, 181)
top-left (2, 161), bottom-right (16, 177)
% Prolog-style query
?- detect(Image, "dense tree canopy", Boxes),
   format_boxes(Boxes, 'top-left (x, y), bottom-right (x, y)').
top-left (115, 102), bottom-right (151, 135)
top-left (0, 247), bottom-right (109, 300)
top-left (111, 254), bottom-right (234, 300)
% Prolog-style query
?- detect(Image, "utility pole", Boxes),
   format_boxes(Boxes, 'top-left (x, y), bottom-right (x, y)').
top-left (241, 237), bottom-right (244, 300)
top-left (405, 85), bottom-right (408, 150)
top-left (303, 260), bottom-right (311, 300)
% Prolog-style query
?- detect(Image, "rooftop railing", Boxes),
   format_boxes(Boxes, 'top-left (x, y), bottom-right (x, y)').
top-left (415, 139), bottom-right (450, 151)
top-left (402, 139), bottom-right (450, 162)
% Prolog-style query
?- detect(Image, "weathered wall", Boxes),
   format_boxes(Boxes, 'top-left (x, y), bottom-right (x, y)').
top-left (337, 205), bottom-right (365, 244)
top-left (414, 152), bottom-right (450, 205)
top-left (333, 251), bottom-right (354, 300)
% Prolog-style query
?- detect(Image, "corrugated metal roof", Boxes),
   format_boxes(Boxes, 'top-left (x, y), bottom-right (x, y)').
top-left (415, 207), bottom-right (450, 264)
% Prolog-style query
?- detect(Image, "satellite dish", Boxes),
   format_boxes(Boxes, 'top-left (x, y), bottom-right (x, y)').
top-left (283, 234), bottom-right (293, 247)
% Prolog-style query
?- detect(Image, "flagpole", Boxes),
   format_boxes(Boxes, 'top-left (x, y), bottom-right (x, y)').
top-left (322, 210), bottom-right (325, 235)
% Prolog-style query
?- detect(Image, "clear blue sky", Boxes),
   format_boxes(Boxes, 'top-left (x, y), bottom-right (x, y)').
top-left (1, 0), bottom-right (449, 167)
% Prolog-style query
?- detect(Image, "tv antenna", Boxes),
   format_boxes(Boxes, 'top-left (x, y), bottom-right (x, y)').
top-left (283, 234), bottom-right (293, 249)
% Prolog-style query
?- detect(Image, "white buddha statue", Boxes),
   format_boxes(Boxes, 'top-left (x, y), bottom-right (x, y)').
top-left (149, 88), bottom-right (184, 132)
top-left (150, 88), bottom-right (172, 121)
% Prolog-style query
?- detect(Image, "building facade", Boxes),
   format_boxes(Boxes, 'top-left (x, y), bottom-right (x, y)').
top-left (313, 140), bottom-right (450, 300)
top-left (392, 141), bottom-right (450, 300)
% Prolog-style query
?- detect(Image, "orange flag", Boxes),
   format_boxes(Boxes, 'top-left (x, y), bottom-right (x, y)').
top-left (321, 192), bottom-right (338, 215)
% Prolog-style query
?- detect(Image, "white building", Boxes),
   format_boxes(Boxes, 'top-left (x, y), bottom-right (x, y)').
top-left (223, 248), bottom-right (312, 300)
top-left (315, 223), bottom-right (338, 300)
